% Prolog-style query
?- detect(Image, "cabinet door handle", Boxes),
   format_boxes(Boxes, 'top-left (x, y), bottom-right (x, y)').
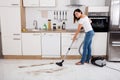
top-left (13, 38), bottom-right (20, 40)
top-left (13, 34), bottom-right (20, 35)
top-left (11, 4), bottom-right (19, 6)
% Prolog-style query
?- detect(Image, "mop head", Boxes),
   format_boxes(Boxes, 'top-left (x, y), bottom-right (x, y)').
top-left (56, 60), bottom-right (64, 67)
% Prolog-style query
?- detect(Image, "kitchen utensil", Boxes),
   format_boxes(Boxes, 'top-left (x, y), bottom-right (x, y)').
top-left (33, 20), bottom-right (38, 29)
top-left (65, 11), bottom-right (67, 20)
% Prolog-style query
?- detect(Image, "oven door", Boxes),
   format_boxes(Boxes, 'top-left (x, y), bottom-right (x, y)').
top-left (89, 17), bottom-right (109, 32)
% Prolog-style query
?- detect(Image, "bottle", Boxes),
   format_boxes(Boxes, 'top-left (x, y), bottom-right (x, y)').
top-left (43, 23), bottom-right (47, 30)
top-left (62, 22), bottom-right (66, 30)
top-left (53, 23), bottom-right (56, 31)
top-left (48, 19), bottom-right (51, 30)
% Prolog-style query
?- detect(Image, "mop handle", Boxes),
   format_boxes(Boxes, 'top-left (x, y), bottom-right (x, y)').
top-left (63, 41), bottom-right (74, 60)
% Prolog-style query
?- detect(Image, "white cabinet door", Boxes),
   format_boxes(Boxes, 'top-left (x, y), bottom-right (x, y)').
top-left (92, 33), bottom-right (107, 55)
top-left (62, 33), bottom-right (85, 55)
top-left (40, 0), bottom-right (56, 7)
top-left (0, 0), bottom-right (20, 6)
top-left (2, 36), bottom-right (22, 55)
top-left (0, 7), bottom-right (21, 55)
top-left (0, 7), bottom-right (21, 37)
top-left (22, 33), bottom-right (41, 55)
top-left (23, 0), bottom-right (39, 7)
top-left (41, 33), bottom-right (60, 57)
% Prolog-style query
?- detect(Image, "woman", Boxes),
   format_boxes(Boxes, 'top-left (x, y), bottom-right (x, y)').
top-left (73, 9), bottom-right (95, 65)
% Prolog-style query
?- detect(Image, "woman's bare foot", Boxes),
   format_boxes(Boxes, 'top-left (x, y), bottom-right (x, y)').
top-left (75, 62), bottom-right (84, 65)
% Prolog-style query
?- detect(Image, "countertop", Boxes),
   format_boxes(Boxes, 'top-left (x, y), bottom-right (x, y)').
top-left (22, 29), bottom-right (85, 33)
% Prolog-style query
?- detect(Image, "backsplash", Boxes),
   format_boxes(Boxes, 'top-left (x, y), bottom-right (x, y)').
top-left (25, 7), bottom-right (87, 30)
top-left (25, 0), bottom-right (106, 30)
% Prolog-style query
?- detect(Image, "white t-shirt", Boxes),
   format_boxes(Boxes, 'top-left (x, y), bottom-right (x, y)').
top-left (78, 16), bottom-right (93, 32)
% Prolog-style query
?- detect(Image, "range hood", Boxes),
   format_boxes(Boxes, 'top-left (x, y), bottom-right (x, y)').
top-left (67, 0), bottom-right (83, 6)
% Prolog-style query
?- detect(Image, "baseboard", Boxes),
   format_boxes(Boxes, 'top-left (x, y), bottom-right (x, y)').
top-left (3, 55), bottom-right (81, 59)
top-left (3, 55), bottom-right (42, 59)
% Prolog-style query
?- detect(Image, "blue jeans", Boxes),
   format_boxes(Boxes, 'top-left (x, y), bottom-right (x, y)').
top-left (80, 30), bottom-right (94, 64)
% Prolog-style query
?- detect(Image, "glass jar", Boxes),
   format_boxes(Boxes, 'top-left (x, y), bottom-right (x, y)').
top-left (53, 23), bottom-right (56, 31)
top-left (48, 19), bottom-right (51, 30)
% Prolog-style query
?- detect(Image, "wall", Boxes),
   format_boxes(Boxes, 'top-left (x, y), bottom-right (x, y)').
top-left (25, 0), bottom-right (106, 30)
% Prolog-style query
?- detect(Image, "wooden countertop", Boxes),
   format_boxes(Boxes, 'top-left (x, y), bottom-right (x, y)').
top-left (22, 29), bottom-right (85, 33)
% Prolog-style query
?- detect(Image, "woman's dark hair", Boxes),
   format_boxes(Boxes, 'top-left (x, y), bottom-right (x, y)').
top-left (73, 9), bottom-right (83, 23)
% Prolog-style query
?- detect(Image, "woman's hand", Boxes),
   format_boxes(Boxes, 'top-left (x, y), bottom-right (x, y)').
top-left (73, 36), bottom-right (77, 42)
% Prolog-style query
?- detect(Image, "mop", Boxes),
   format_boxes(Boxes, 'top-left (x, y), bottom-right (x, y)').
top-left (56, 41), bottom-right (74, 67)
top-left (56, 40), bottom-right (83, 67)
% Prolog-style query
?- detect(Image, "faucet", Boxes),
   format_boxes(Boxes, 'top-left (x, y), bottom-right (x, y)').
top-left (33, 20), bottom-right (38, 29)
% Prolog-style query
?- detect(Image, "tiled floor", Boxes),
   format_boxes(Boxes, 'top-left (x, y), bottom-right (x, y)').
top-left (0, 59), bottom-right (120, 80)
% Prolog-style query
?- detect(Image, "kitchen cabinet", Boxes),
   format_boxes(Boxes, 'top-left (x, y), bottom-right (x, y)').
top-left (23, 0), bottom-right (56, 7)
top-left (41, 33), bottom-right (60, 57)
top-left (23, 0), bottom-right (39, 7)
top-left (92, 33), bottom-right (107, 55)
top-left (0, 0), bottom-right (20, 6)
top-left (22, 33), bottom-right (41, 55)
top-left (62, 32), bottom-right (107, 56)
top-left (2, 36), bottom-right (22, 55)
top-left (61, 33), bottom-right (85, 55)
top-left (0, 6), bottom-right (22, 55)
top-left (0, 7), bottom-right (21, 36)
top-left (40, 0), bottom-right (56, 7)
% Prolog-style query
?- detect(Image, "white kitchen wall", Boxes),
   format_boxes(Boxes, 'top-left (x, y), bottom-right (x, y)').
top-left (25, 0), bottom-right (106, 29)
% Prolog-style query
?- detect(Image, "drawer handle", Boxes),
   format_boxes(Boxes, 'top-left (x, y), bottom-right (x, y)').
top-left (11, 4), bottom-right (19, 6)
top-left (13, 34), bottom-right (20, 35)
top-left (13, 38), bottom-right (20, 40)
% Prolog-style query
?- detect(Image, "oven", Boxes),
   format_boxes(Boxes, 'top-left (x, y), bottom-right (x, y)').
top-left (88, 12), bottom-right (109, 32)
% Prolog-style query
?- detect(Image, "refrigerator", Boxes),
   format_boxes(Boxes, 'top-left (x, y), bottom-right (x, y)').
top-left (108, 0), bottom-right (120, 61)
